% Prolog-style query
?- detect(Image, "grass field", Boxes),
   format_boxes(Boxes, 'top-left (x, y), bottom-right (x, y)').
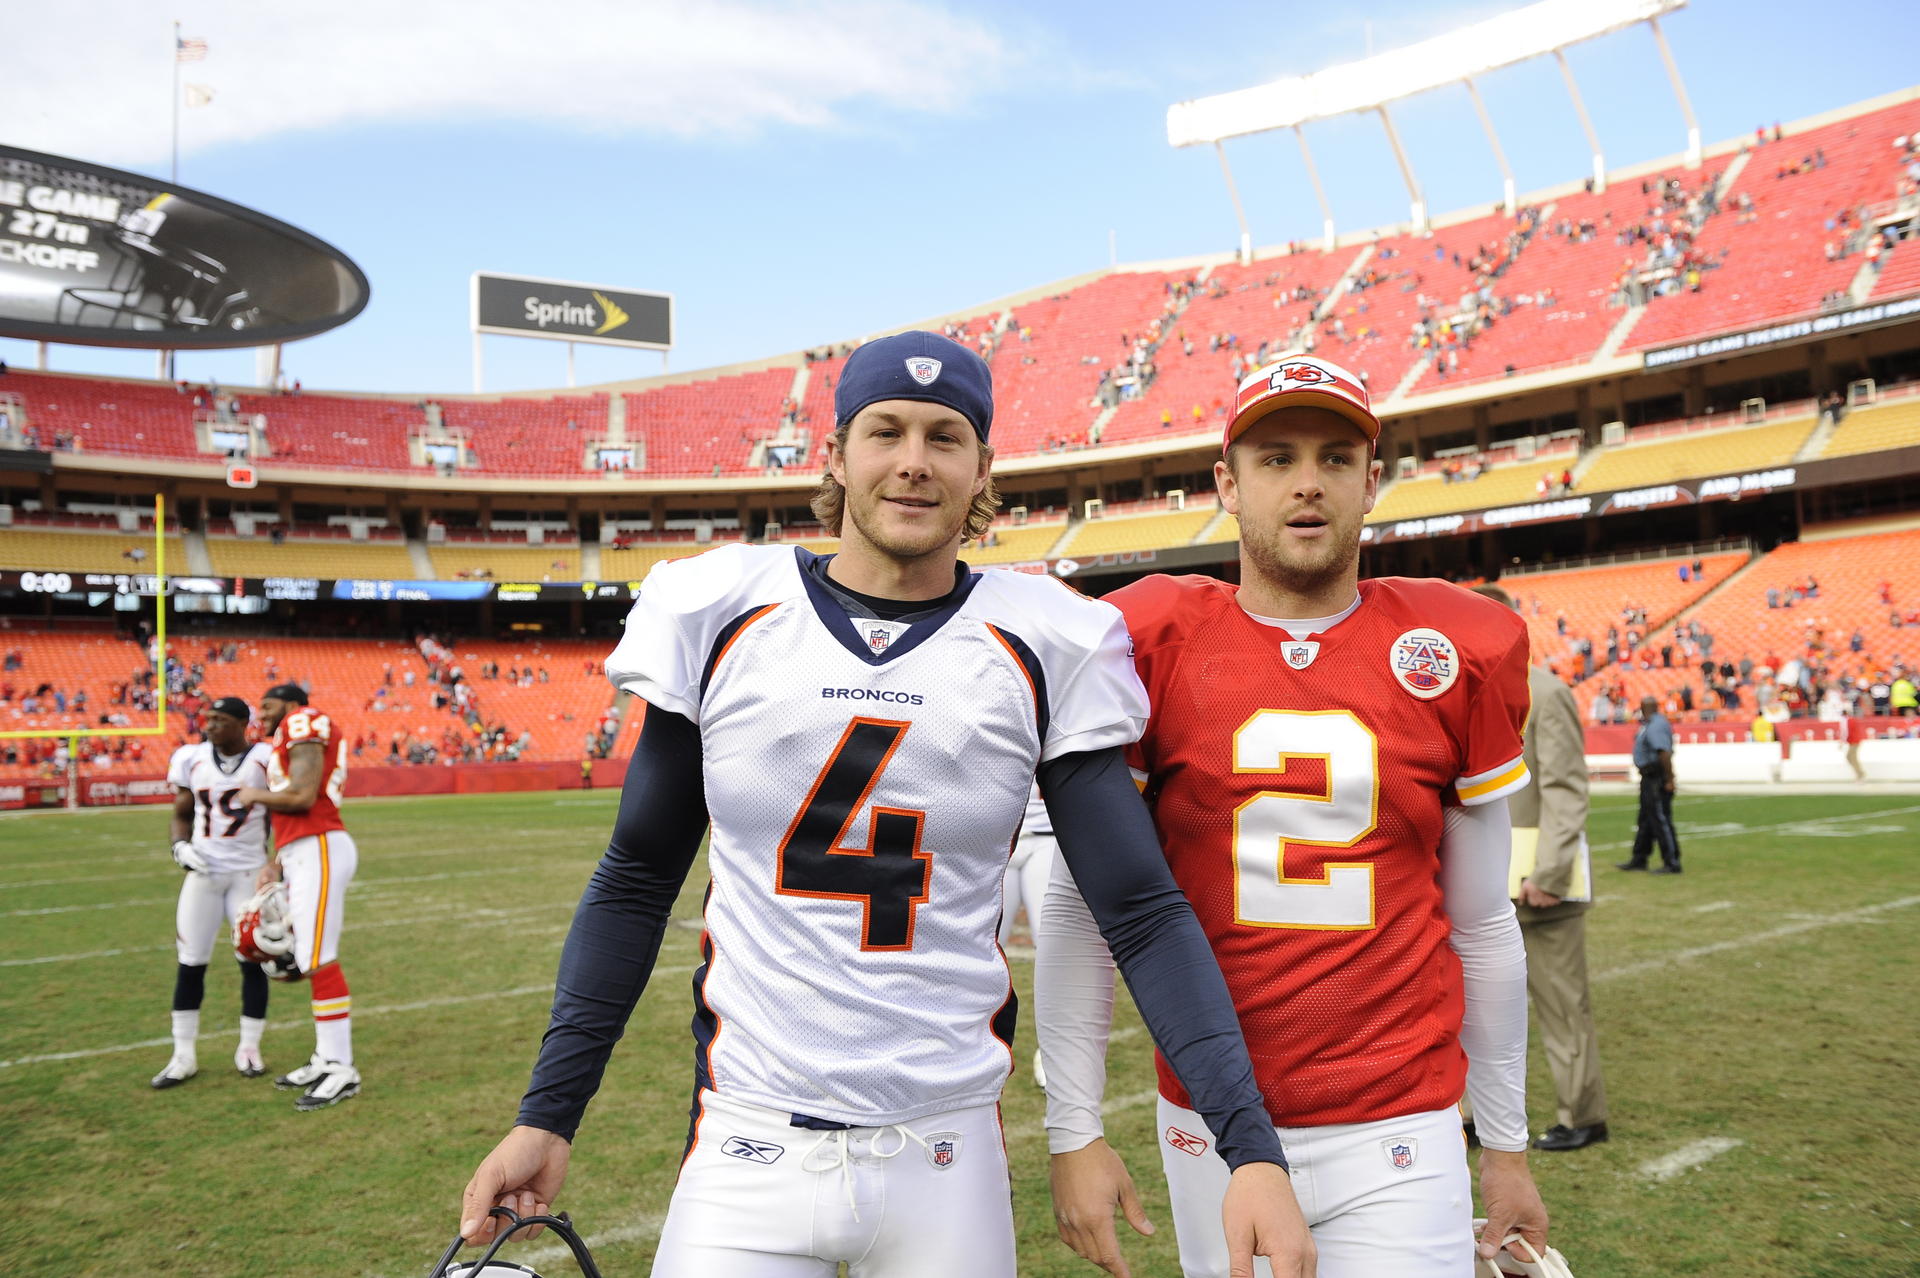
top-left (2, 789), bottom-right (1917, 1277)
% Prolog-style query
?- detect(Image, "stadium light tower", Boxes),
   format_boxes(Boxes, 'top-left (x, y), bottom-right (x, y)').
top-left (1168, 0), bottom-right (1695, 250)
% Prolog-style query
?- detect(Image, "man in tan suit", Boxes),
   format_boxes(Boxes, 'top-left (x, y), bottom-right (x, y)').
top-left (1475, 585), bottom-right (1609, 1152)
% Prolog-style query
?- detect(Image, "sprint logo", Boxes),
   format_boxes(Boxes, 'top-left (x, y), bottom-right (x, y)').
top-left (592, 291), bottom-right (628, 335)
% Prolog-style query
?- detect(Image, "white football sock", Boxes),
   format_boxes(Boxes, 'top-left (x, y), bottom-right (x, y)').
top-left (170, 1009), bottom-right (200, 1059)
top-left (238, 1015), bottom-right (266, 1051)
top-left (315, 1016), bottom-right (352, 1068)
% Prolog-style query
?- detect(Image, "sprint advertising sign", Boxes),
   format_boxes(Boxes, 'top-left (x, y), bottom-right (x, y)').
top-left (472, 272), bottom-right (672, 350)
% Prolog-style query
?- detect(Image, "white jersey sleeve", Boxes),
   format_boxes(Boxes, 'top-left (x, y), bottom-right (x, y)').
top-left (967, 574), bottom-right (1148, 762)
top-left (166, 744), bottom-right (195, 790)
top-left (606, 545), bottom-right (780, 724)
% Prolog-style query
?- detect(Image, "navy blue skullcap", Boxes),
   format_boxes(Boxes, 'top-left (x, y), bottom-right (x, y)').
top-left (209, 696), bottom-right (252, 723)
top-left (835, 331), bottom-right (994, 443)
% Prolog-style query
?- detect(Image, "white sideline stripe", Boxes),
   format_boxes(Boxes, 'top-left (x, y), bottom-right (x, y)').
top-left (1, 864), bottom-right (546, 916)
top-left (0, 901), bottom-right (578, 965)
top-left (1102, 1088), bottom-right (1160, 1116)
top-left (1596, 895), bottom-right (1920, 983)
top-left (516, 1216), bottom-right (667, 1268)
top-left (1590, 803), bottom-right (1920, 852)
top-left (0, 840), bottom-right (554, 887)
top-left (0, 964), bottom-right (697, 1070)
top-left (1690, 900), bottom-right (1736, 914)
top-left (1639, 1137), bottom-right (1742, 1181)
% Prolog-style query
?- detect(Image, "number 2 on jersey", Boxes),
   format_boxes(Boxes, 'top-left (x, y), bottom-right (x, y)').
top-left (1232, 709), bottom-right (1379, 930)
top-left (776, 717), bottom-right (930, 951)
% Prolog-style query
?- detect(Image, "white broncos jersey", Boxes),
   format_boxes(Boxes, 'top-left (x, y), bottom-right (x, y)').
top-left (608, 544), bottom-right (1147, 1126)
top-left (166, 741), bottom-right (274, 872)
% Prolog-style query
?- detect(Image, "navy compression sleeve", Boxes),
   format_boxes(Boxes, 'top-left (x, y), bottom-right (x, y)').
top-left (516, 707), bottom-right (707, 1139)
top-left (1039, 746), bottom-right (1285, 1170)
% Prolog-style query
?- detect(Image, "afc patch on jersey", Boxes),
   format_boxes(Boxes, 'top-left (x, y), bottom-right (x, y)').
top-left (904, 356), bottom-right (943, 385)
top-left (1283, 640), bottom-right (1319, 669)
top-left (1390, 627), bottom-right (1459, 699)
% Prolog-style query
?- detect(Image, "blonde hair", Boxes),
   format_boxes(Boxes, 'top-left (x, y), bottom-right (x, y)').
top-left (809, 422), bottom-right (1001, 542)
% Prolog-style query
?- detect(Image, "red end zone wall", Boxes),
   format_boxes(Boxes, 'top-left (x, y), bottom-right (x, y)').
top-left (0, 758), bottom-right (634, 810)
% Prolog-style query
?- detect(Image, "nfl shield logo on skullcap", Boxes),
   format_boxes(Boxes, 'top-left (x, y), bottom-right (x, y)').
top-left (1386, 1139), bottom-right (1416, 1170)
top-left (1390, 627), bottom-right (1459, 700)
top-left (925, 1132), bottom-right (962, 1169)
top-left (905, 356), bottom-right (943, 386)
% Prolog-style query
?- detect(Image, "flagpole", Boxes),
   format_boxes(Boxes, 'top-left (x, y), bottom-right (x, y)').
top-left (170, 20), bottom-right (181, 183)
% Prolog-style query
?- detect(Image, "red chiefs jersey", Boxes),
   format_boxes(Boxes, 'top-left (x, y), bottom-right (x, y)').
top-left (1111, 574), bottom-right (1531, 1128)
top-left (267, 706), bottom-right (349, 845)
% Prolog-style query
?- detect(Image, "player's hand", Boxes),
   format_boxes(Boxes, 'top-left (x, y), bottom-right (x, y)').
top-left (460, 1125), bottom-right (572, 1247)
top-left (1050, 1139), bottom-right (1152, 1276)
top-left (1477, 1148), bottom-right (1548, 1264)
top-left (253, 861), bottom-right (283, 891)
top-left (234, 786), bottom-right (269, 808)
top-left (1518, 879), bottom-right (1561, 909)
top-left (169, 840), bottom-right (209, 873)
top-left (1222, 1160), bottom-right (1314, 1277)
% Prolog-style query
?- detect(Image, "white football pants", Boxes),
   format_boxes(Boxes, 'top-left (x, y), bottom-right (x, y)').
top-left (652, 1088), bottom-right (1015, 1276)
top-left (175, 868), bottom-right (257, 965)
top-left (998, 829), bottom-right (1057, 947)
top-left (279, 830), bottom-right (357, 974)
top-left (1157, 1097), bottom-right (1474, 1278)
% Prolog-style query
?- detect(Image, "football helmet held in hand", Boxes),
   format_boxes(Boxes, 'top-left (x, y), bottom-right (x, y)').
top-left (234, 882), bottom-right (299, 980)
top-left (1475, 1219), bottom-right (1578, 1277)
top-left (427, 1207), bottom-right (605, 1278)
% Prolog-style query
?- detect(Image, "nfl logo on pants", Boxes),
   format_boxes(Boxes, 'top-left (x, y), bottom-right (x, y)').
top-left (1389, 1141), bottom-right (1415, 1170)
top-left (933, 1140), bottom-right (954, 1166)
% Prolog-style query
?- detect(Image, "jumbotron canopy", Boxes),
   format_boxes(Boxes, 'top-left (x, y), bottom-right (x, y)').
top-left (1167, 0), bottom-right (1686, 147)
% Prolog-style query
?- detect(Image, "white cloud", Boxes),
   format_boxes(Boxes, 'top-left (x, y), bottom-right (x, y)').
top-left (4, 0), bottom-right (1016, 167)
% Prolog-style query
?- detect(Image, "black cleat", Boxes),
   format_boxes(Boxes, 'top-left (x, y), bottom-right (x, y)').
top-left (1533, 1122), bottom-right (1609, 1152)
top-left (1614, 861), bottom-right (1649, 872)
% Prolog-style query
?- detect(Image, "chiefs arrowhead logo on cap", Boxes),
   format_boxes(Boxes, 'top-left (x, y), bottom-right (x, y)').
top-left (1226, 353), bottom-right (1380, 451)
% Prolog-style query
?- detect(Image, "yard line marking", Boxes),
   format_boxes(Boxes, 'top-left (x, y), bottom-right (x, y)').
top-left (1, 864), bottom-right (550, 916)
top-left (1639, 1137), bottom-right (1742, 1182)
top-left (3, 896), bottom-right (177, 917)
top-left (1101, 1088), bottom-right (1160, 1116)
top-left (1690, 900), bottom-right (1736, 914)
top-left (1597, 895), bottom-right (1920, 983)
top-left (0, 965), bottom-right (696, 1070)
top-left (1590, 803), bottom-right (1920, 853)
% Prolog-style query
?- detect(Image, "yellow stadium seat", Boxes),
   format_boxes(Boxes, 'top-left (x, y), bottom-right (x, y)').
top-left (1058, 508), bottom-right (1216, 558)
top-left (963, 523), bottom-right (1070, 565)
top-left (1368, 460), bottom-right (1572, 523)
top-left (1821, 397), bottom-right (1920, 459)
top-left (427, 544), bottom-right (582, 580)
top-left (205, 537), bottom-right (417, 579)
top-left (0, 529), bottom-right (188, 573)
top-left (1578, 417), bottom-right (1815, 492)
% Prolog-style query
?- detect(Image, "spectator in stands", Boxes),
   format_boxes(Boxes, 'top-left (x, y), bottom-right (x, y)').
top-left (1894, 672), bottom-right (1919, 717)
top-left (1589, 689), bottom-right (1615, 726)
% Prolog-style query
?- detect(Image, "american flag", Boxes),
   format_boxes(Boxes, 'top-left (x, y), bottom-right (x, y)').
top-left (176, 36), bottom-right (208, 62)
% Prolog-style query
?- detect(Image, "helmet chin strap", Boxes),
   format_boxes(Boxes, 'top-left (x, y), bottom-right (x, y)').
top-left (428, 1207), bottom-right (605, 1278)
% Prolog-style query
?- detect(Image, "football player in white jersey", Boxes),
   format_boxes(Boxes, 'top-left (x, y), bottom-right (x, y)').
top-left (151, 697), bottom-right (275, 1088)
top-left (457, 332), bottom-right (1314, 1278)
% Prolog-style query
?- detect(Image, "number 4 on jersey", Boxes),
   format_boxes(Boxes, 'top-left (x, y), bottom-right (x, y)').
top-left (776, 717), bottom-right (931, 951)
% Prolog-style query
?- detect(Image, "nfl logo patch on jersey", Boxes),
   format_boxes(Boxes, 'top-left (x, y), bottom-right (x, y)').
top-left (867, 625), bottom-right (892, 653)
top-left (1390, 628), bottom-right (1459, 699)
top-left (1384, 1138), bottom-right (1417, 1170)
top-left (905, 356), bottom-right (943, 385)
top-left (1165, 1126), bottom-right (1210, 1157)
top-left (925, 1132), bottom-right (962, 1169)
top-left (1284, 641), bottom-right (1319, 669)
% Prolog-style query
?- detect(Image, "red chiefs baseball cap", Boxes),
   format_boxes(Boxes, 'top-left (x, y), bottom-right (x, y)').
top-left (1225, 354), bottom-right (1380, 451)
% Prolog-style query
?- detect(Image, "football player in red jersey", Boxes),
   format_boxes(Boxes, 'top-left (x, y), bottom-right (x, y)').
top-left (234, 682), bottom-right (361, 1111)
top-left (1039, 354), bottom-right (1550, 1277)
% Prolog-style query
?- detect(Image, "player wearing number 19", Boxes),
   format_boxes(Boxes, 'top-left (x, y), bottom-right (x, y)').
top-left (151, 696), bottom-right (274, 1089)
top-left (456, 331), bottom-right (1312, 1277)
top-left (1039, 354), bottom-right (1551, 1277)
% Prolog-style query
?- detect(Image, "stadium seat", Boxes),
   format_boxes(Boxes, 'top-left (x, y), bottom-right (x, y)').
top-left (1057, 507), bottom-right (1216, 558)
top-left (1368, 448), bottom-right (1579, 523)
top-left (1575, 416), bottom-right (1814, 492)
top-left (1820, 395), bottom-right (1920, 459)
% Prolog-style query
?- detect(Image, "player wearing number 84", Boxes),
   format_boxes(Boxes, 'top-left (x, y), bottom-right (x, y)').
top-left (455, 331), bottom-right (1313, 1277)
top-left (1039, 353), bottom-right (1553, 1277)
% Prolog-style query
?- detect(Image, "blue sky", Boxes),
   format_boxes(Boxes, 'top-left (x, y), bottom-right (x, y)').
top-left (4, 0), bottom-right (1915, 395)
